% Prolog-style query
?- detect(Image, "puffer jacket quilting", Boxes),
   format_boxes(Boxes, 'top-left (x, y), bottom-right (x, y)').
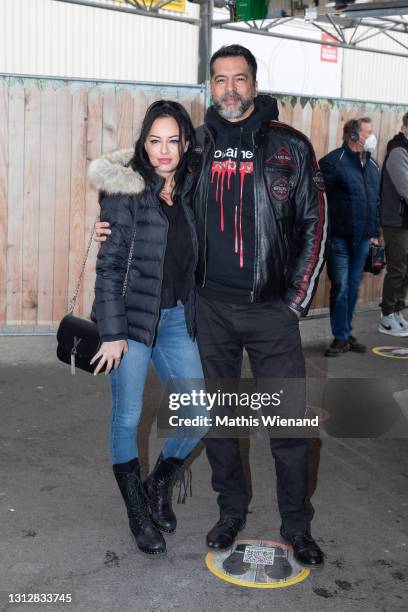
top-left (88, 149), bottom-right (198, 346)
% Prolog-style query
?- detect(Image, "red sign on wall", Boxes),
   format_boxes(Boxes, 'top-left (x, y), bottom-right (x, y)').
top-left (320, 33), bottom-right (338, 63)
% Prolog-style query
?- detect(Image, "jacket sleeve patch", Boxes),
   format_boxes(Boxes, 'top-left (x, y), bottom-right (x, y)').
top-left (313, 170), bottom-right (326, 192)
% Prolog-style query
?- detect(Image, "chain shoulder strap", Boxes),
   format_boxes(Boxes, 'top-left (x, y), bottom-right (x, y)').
top-left (122, 220), bottom-right (137, 297)
top-left (68, 213), bottom-right (137, 314)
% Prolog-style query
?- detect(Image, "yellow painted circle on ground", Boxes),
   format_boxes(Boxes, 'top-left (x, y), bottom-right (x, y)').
top-left (372, 346), bottom-right (408, 359)
top-left (205, 539), bottom-right (310, 589)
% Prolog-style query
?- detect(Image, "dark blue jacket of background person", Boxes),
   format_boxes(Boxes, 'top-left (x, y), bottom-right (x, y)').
top-left (319, 144), bottom-right (381, 245)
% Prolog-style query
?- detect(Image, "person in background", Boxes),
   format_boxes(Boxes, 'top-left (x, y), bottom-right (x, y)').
top-left (88, 101), bottom-right (208, 556)
top-left (320, 117), bottom-right (381, 357)
top-left (378, 112), bottom-right (408, 337)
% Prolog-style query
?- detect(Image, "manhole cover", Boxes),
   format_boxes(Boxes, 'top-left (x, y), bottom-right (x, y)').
top-left (372, 346), bottom-right (408, 359)
top-left (205, 539), bottom-right (310, 588)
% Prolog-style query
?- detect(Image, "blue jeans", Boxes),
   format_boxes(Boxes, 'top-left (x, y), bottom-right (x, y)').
top-left (327, 237), bottom-right (370, 341)
top-left (109, 302), bottom-right (207, 464)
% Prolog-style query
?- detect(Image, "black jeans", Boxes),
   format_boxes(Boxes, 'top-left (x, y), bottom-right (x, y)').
top-left (381, 227), bottom-right (408, 315)
top-left (196, 294), bottom-right (309, 536)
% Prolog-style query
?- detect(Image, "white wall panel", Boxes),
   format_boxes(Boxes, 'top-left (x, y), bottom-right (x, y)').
top-left (342, 32), bottom-right (408, 104)
top-left (0, 0), bottom-right (199, 84)
top-left (213, 20), bottom-right (343, 98)
top-left (2, 1), bottom-right (407, 102)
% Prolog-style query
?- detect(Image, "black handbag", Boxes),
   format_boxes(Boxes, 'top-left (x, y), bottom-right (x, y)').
top-left (57, 313), bottom-right (103, 375)
top-left (364, 243), bottom-right (386, 275)
top-left (56, 216), bottom-right (137, 375)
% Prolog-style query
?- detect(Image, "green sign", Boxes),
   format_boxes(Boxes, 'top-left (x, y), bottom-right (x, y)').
top-left (235, 0), bottom-right (268, 22)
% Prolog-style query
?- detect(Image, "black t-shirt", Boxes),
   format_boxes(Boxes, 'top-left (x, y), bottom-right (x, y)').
top-left (160, 199), bottom-right (194, 308)
top-left (204, 120), bottom-right (256, 299)
top-left (199, 96), bottom-right (278, 303)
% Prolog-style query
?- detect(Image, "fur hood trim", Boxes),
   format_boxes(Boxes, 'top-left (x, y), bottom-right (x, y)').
top-left (88, 148), bottom-right (145, 195)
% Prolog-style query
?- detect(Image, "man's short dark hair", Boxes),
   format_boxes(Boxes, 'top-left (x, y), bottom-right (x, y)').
top-left (403, 112), bottom-right (408, 128)
top-left (210, 45), bottom-right (257, 82)
top-left (343, 117), bottom-right (371, 142)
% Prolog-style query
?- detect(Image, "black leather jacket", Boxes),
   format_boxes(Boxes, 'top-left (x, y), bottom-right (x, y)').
top-left (192, 120), bottom-right (328, 315)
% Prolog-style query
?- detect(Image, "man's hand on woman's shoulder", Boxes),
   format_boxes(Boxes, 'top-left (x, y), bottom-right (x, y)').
top-left (94, 221), bottom-right (111, 243)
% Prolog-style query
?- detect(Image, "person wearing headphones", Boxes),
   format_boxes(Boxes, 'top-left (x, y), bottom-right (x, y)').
top-left (320, 118), bottom-right (381, 357)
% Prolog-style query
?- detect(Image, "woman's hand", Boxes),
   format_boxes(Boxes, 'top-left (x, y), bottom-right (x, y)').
top-left (90, 340), bottom-right (128, 376)
top-left (94, 221), bottom-right (112, 243)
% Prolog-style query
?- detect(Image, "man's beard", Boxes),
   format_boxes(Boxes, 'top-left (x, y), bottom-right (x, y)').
top-left (215, 91), bottom-right (254, 120)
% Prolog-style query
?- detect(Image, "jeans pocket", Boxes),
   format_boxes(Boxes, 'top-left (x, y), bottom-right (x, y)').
top-left (279, 300), bottom-right (300, 322)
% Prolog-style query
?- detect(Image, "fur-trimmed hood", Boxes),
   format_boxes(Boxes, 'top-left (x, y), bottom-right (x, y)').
top-left (88, 148), bottom-right (145, 195)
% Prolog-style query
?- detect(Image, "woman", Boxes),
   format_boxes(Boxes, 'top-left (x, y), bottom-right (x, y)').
top-left (88, 101), bottom-right (207, 556)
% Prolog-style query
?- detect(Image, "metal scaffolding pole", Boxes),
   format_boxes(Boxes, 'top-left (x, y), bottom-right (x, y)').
top-left (213, 22), bottom-right (408, 58)
top-left (198, 0), bottom-right (213, 102)
top-left (40, 1), bottom-right (408, 74)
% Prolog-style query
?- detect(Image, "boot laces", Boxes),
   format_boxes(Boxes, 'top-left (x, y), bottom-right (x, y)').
top-left (175, 466), bottom-right (193, 505)
top-left (129, 478), bottom-right (153, 526)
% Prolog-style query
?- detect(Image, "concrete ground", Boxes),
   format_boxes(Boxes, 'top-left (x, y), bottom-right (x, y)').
top-left (0, 310), bottom-right (407, 612)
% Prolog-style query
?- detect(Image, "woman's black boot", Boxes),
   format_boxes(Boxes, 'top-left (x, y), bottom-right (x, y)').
top-left (113, 458), bottom-right (166, 555)
top-left (144, 454), bottom-right (191, 534)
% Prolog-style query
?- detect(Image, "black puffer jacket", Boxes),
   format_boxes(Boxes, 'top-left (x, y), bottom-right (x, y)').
top-left (88, 149), bottom-right (198, 346)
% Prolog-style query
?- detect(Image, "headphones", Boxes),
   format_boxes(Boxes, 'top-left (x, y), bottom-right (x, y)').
top-left (348, 119), bottom-right (361, 142)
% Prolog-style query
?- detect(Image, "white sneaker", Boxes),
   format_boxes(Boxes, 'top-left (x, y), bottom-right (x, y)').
top-left (378, 313), bottom-right (408, 337)
top-left (395, 311), bottom-right (408, 331)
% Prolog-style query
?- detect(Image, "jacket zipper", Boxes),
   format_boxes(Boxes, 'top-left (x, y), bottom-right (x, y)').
top-left (236, 127), bottom-right (243, 203)
top-left (362, 162), bottom-right (370, 240)
top-left (150, 207), bottom-right (169, 345)
top-left (250, 129), bottom-right (260, 303)
top-left (283, 225), bottom-right (289, 252)
top-left (181, 200), bottom-right (199, 337)
top-left (201, 127), bottom-right (215, 287)
top-left (237, 127), bottom-right (244, 273)
top-left (202, 178), bottom-right (208, 287)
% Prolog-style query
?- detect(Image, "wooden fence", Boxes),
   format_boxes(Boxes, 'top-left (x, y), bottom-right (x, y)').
top-left (0, 78), bottom-right (205, 329)
top-left (0, 76), bottom-right (407, 329)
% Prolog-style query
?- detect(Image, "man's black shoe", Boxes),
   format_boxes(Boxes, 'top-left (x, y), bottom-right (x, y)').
top-left (324, 338), bottom-right (350, 357)
top-left (206, 517), bottom-right (246, 550)
top-left (348, 335), bottom-right (367, 353)
top-left (280, 528), bottom-right (324, 569)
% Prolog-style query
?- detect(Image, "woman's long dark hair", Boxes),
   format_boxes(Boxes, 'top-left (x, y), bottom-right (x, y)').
top-left (129, 100), bottom-right (196, 202)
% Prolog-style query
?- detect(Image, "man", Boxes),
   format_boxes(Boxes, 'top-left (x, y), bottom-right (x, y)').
top-left (378, 112), bottom-right (408, 337)
top-left (94, 45), bottom-right (327, 568)
top-left (320, 118), bottom-right (381, 357)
